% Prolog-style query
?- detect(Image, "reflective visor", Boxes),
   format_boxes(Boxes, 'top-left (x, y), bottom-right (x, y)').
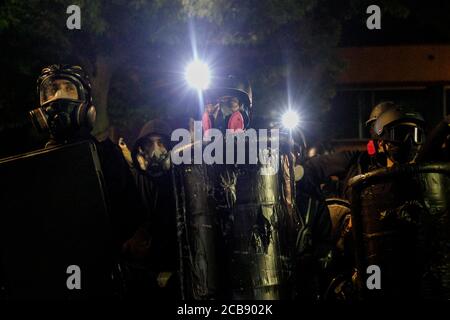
top-left (388, 125), bottom-right (424, 144)
top-left (39, 76), bottom-right (85, 105)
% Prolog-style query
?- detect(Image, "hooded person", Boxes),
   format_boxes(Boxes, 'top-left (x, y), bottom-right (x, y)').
top-left (123, 118), bottom-right (178, 298)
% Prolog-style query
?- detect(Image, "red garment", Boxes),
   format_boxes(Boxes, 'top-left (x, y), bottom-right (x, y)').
top-left (202, 111), bottom-right (212, 131)
top-left (367, 140), bottom-right (376, 156)
top-left (227, 111), bottom-right (244, 132)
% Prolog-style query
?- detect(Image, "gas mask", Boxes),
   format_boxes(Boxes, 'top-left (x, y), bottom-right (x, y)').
top-left (201, 77), bottom-right (252, 133)
top-left (30, 65), bottom-right (96, 142)
top-left (135, 135), bottom-right (171, 177)
top-left (202, 95), bottom-right (246, 133)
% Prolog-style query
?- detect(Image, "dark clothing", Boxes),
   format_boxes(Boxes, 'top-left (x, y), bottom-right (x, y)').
top-left (296, 189), bottom-right (332, 261)
top-left (45, 137), bottom-right (144, 246)
top-left (124, 170), bottom-right (178, 299)
top-left (294, 185), bottom-right (333, 300)
top-left (96, 138), bottom-right (144, 245)
top-left (134, 172), bottom-right (178, 271)
top-left (299, 150), bottom-right (388, 301)
top-left (417, 116), bottom-right (450, 162)
top-left (302, 151), bottom-right (381, 200)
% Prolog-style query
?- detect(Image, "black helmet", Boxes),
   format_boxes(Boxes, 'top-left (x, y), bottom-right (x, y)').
top-left (204, 74), bottom-right (252, 106)
top-left (366, 101), bottom-right (396, 127)
top-left (373, 107), bottom-right (425, 143)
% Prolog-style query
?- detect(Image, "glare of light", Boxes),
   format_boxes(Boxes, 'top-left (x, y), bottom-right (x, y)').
top-left (281, 110), bottom-right (300, 130)
top-left (185, 60), bottom-right (210, 90)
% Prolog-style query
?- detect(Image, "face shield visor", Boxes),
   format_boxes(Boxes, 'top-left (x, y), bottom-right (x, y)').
top-left (385, 123), bottom-right (425, 145)
top-left (382, 123), bottom-right (425, 164)
top-left (39, 75), bottom-right (86, 106)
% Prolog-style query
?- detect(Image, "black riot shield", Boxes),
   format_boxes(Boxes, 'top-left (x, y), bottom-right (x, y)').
top-left (0, 140), bottom-right (114, 299)
top-left (349, 163), bottom-right (450, 299)
top-left (172, 163), bottom-right (223, 300)
top-left (172, 134), bottom-right (298, 300)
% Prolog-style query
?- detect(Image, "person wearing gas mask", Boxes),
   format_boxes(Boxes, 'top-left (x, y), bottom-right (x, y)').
top-left (201, 86), bottom-right (250, 135)
top-left (122, 118), bottom-right (178, 299)
top-left (300, 103), bottom-right (425, 300)
top-left (372, 106), bottom-right (425, 166)
top-left (30, 65), bottom-right (97, 146)
top-left (301, 101), bottom-right (398, 200)
top-left (297, 102), bottom-right (394, 300)
top-left (29, 64), bottom-right (144, 250)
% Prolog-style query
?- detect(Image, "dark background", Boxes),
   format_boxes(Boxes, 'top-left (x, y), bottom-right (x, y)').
top-left (1, 0), bottom-right (449, 158)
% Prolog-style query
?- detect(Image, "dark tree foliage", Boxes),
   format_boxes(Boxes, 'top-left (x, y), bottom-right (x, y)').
top-left (0, 0), bottom-right (409, 156)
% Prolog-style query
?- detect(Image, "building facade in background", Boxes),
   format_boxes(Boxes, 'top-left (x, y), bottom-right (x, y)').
top-left (332, 45), bottom-right (450, 139)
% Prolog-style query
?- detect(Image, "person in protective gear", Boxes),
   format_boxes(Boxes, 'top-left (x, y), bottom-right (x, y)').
top-left (298, 102), bottom-right (406, 300)
top-left (372, 106), bottom-right (425, 165)
top-left (134, 121), bottom-right (171, 178)
top-left (123, 118), bottom-right (178, 299)
top-left (304, 105), bottom-right (425, 202)
top-left (30, 65), bottom-right (96, 145)
top-left (201, 75), bottom-right (251, 134)
top-left (301, 101), bottom-right (399, 200)
top-left (29, 64), bottom-right (144, 255)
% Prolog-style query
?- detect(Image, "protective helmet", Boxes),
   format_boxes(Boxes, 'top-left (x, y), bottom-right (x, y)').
top-left (366, 101), bottom-right (396, 127)
top-left (373, 107), bottom-right (425, 144)
top-left (30, 64), bottom-right (96, 140)
top-left (373, 107), bottom-right (425, 164)
top-left (366, 101), bottom-right (397, 139)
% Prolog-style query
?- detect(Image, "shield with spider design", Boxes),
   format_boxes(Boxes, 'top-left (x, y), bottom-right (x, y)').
top-left (172, 135), bottom-right (298, 299)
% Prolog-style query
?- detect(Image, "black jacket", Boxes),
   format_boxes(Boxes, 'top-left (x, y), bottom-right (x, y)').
top-left (96, 138), bottom-right (145, 245)
top-left (302, 151), bottom-right (380, 200)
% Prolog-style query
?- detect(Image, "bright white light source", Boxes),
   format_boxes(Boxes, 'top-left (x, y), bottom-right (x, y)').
top-left (281, 110), bottom-right (300, 129)
top-left (185, 60), bottom-right (210, 90)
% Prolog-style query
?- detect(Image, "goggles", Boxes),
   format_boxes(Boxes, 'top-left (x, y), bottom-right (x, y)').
top-left (386, 124), bottom-right (424, 144)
